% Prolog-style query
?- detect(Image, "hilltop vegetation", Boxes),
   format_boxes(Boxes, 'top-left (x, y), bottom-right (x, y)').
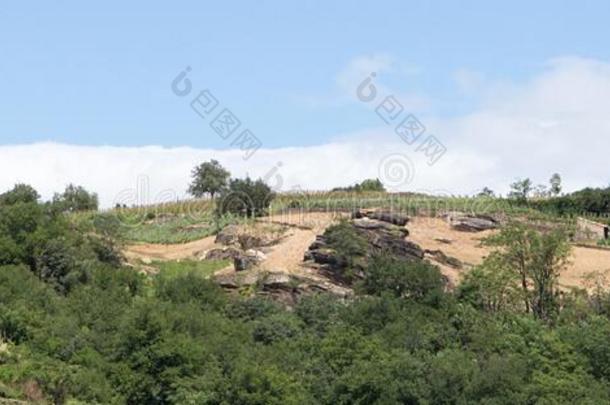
top-left (3, 179), bottom-right (610, 403)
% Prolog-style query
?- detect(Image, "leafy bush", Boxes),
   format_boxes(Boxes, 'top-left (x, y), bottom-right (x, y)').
top-left (324, 220), bottom-right (368, 269)
top-left (359, 254), bottom-right (444, 301)
top-left (52, 184), bottom-right (99, 212)
top-left (332, 178), bottom-right (385, 193)
top-left (216, 177), bottom-right (275, 217)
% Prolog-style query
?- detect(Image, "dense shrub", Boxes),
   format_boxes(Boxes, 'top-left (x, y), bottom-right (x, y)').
top-left (360, 254), bottom-right (444, 301)
top-left (3, 184), bottom-right (610, 403)
top-left (332, 178), bottom-right (385, 193)
top-left (216, 177), bottom-right (275, 217)
top-left (52, 184), bottom-right (99, 212)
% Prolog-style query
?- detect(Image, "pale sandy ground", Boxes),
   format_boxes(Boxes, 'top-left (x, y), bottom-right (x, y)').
top-left (256, 212), bottom-right (345, 274)
top-left (408, 216), bottom-right (610, 290)
top-left (124, 212), bottom-right (610, 290)
top-left (124, 236), bottom-right (218, 262)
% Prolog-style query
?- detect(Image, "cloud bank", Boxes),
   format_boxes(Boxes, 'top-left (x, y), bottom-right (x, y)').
top-left (1, 56), bottom-right (609, 207)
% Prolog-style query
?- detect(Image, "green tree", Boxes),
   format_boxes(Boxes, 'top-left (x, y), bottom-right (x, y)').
top-left (216, 177), bottom-right (275, 217)
top-left (458, 252), bottom-right (521, 313)
top-left (550, 173), bottom-right (562, 196)
top-left (358, 178), bottom-right (385, 192)
top-left (509, 178), bottom-right (532, 202)
top-left (360, 254), bottom-right (444, 301)
top-left (332, 178), bottom-right (386, 193)
top-left (483, 223), bottom-right (571, 321)
top-left (53, 184), bottom-right (99, 212)
top-left (0, 184), bottom-right (40, 206)
top-left (188, 159), bottom-right (230, 199)
top-left (478, 187), bottom-right (495, 197)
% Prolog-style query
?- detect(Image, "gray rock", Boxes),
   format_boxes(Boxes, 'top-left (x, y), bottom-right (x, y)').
top-left (352, 209), bottom-right (410, 226)
top-left (425, 249), bottom-right (463, 269)
top-left (233, 249), bottom-right (266, 271)
top-left (304, 217), bottom-right (424, 284)
top-left (445, 212), bottom-right (499, 232)
top-left (215, 224), bottom-right (241, 246)
top-left (204, 247), bottom-right (241, 260)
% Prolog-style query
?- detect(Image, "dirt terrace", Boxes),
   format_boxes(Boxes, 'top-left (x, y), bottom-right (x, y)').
top-left (124, 212), bottom-right (610, 290)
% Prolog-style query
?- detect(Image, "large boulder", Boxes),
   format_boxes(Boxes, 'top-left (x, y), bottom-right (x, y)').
top-left (352, 218), bottom-right (421, 260)
top-left (233, 249), bottom-right (266, 271)
top-left (424, 249), bottom-right (463, 269)
top-left (203, 247), bottom-right (241, 261)
top-left (352, 209), bottom-right (410, 226)
top-left (213, 271), bottom-right (352, 305)
top-left (215, 224), bottom-right (241, 246)
top-left (444, 212), bottom-right (499, 232)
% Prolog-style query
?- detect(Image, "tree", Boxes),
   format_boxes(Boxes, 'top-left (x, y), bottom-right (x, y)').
top-left (508, 178), bottom-right (532, 202)
top-left (483, 222), bottom-right (571, 321)
top-left (359, 254), bottom-right (444, 301)
top-left (458, 252), bottom-right (521, 313)
top-left (332, 178), bottom-right (386, 193)
top-left (52, 184), bottom-right (99, 212)
top-left (528, 227), bottom-right (571, 320)
top-left (0, 184), bottom-right (39, 206)
top-left (550, 173), bottom-right (562, 196)
top-left (358, 179), bottom-right (386, 192)
top-left (188, 160), bottom-right (230, 199)
top-left (216, 177), bottom-right (275, 217)
top-left (533, 184), bottom-right (549, 199)
top-left (478, 187), bottom-right (495, 198)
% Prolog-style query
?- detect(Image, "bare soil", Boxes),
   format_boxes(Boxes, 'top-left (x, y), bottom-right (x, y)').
top-left (124, 212), bottom-right (610, 290)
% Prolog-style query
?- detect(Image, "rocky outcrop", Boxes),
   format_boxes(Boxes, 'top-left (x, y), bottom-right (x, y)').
top-left (352, 218), bottom-right (422, 260)
top-left (203, 247), bottom-right (242, 261)
top-left (444, 212), bottom-right (499, 232)
top-left (233, 249), bottom-right (267, 271)
top-left (215, 224), bottom-right (241, 246)
top-left (213, 271), bottom-right (352, 306)
top-left (215, 224), bottom-right (287, 249)
top-left (304, 213), bottom-right (424, 285)
top-left (424, 249), bottom-right (463, 269)
top-left (352, 209), bottom-right (410, 226)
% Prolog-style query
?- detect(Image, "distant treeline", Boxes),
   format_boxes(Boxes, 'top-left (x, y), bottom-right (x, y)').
top-left (527, 187), bottom-right (610, 218)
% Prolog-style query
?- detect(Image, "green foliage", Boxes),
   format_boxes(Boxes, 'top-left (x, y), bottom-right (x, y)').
top-left (217, 177), bottom-right (275, 217)
top-left (457, 253), bottom-right (521, 313)
top-left (332, 178), bottom-right (385, 193)
top-left (483, 222), bottom-right (571, 321)
top-left (4, 184), bottom-right (610, 404)
top-left (550, 173), bottom-right (562, 196)
top-left (0, 183), bottom-right (40, 205)
top-left (323, 219), bottom-right (368, 271)
top-left (0, 185), bottom-right (122, 294)
top-left (52, 184), bottom-right (99, 212)
top-left (531, 186), bottom-right (610, 216)
top-left (153, 259), bottom-right (229, 280)
top-left (359, 254), bottom-right (444, 301)
top-left (188, 159), bottom-right (230, 199)
top-left (509, 177), bottom-right (533, 201)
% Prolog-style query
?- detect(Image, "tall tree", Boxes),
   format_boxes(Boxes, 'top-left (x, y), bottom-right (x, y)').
top-left (483, 222), bottom-right (571, 321)
top-left (478, 187), bottom-right (495, 198)
top-left (53, 184), bottom-right (99, 212)
top-left (550, 173), bottom-right (562, 196)
top-left (0, 184), bottom-right (40, 205)
top-left (188, 160), bottom-right (230, 199)
top-left (508, 178), bottom-right (532, 202)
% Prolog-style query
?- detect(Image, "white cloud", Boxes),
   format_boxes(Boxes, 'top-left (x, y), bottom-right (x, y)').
top-left (0, 138), bottom-right (488, 208)
top-left (296, 54), bottom-right (429, 111)
top-left (2, 56), bottom-right (610, 207)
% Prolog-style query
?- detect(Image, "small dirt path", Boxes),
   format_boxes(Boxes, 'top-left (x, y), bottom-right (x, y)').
top-left (124, 236), bottom-right (219, 262)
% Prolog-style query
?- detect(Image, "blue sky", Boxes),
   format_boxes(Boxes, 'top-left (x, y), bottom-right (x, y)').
top-left (2, 0), bottom-right (610, 149)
